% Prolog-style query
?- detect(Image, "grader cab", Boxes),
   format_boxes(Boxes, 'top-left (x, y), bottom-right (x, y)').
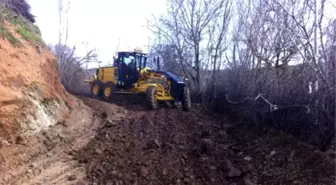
top-left (85, 50), bottom-right (191, 111)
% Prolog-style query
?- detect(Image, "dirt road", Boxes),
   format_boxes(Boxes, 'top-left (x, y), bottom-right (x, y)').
top-left (0, 97), bottom-right (335, 185)
top-left (0, 98), bottom-right (126, 185)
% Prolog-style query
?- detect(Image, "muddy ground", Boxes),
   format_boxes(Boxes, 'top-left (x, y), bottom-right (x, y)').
top-left (0, 96), bottom-right (335, 185)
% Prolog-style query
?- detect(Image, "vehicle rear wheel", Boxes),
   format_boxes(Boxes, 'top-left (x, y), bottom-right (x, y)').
top-left (181, 86), bottom-right (191, 111)
top-left (91, 80), bottom-right (103, 99)
top-left (103, 83), bottom-right (116, 101)
top-left (146, 86), bottom-right (158, 110)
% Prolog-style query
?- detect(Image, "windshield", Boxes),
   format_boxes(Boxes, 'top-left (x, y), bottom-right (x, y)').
top-left (121, 56), bottom-right (135, 65)
top-left (135, 55), bottom-right (146, 68)
top-left (118, 52), bottom-right (147, 69)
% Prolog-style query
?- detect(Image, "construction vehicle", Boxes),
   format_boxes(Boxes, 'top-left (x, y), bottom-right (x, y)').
top-left (85, 50), bottom-right (191, 111)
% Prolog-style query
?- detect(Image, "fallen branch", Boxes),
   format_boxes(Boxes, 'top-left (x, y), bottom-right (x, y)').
top-left (226, 94), bottom-right (310, 113)
top-left (225, 94), bottom-right (253, 104)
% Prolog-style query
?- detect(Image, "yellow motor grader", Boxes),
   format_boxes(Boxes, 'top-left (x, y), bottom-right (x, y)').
top-left (85, 50), bottom-right (191, 111)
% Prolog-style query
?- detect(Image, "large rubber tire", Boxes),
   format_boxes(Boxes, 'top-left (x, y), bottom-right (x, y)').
top-left (91, 80), bottom-right (103, 99)
top-left (181, 86), bottom-right (191, 111)
top-left (146, 86), bottom-right (158, 110)
top-left (103, 83), bottom-right (116, 101)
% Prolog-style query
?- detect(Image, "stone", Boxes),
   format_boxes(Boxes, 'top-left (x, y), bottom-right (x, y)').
top-left (140, 167), bottom-right (149, 177)
top-left (224, 160), bottom-right (242, 177)
top-left (162, 168), bottom-right (168, 176)
top-left (200, 139), bottom-right (212, 153)
top-left (209, 166), bottom-right (217, 170)
top-left (67, 175), bottom-right (77, 181)
top-left (266, 150), bottom-right (277, 159)
top-left (15, 136), bottom-right (25, 145)
top-left (154, 139), bottom-right (161, 148)
top-left (111, 170), bottom-right (118, 176)
top-left (183, 177), bottom-right (190, 183)
top-left (244, 178), bottom-right (256, 185)
top-left (229, 167), bottom-right (242, 177)
top-left (100, 112), bottom-right (107, 118)
top-left (288, 150), bottom-right (295, 161)
top-left (95, 148), bottom-right (103, 154)
top-left (244, 156), bottom-right (253, 161)
top-left (182, 154), bottom-right (188, 160)
top-left (270, 150), bottom-right (277, 156)
top-left (117, 173), bottom-right (123, 178)
top-left (325, 149), bottom-right (336, 159)
top-left (200, 130), bottom-right (210, 138)
top-left (229, 145), bottom-right (240, 153)
top-left (241, 164), bottom-right (253, 173)
top-left (219, 130), bottom-right (227, 137)
top-left (105, 119), bottom-right (115, 127)
top-left (75, 181), bottom-right (86, 185)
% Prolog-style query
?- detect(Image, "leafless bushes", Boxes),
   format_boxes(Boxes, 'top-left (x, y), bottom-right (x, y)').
top-left (50, 44), bottom-right (98, 95)
top-left (0, 0), bottom-right (35, 23)
top-left (150, 0), bottom-right (335, 150)
top-left (54, 0), bottom-right (99, 95)
top-left (213, 0), bottom-right (335, 150)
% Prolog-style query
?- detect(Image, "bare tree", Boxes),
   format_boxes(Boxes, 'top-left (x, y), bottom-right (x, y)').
top-left (150, 0), bottom-right (232, 95)
top-left (55, 0), bottom-right (99, 94)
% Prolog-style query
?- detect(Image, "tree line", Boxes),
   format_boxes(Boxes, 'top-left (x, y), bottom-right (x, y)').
top-left (149, 0), bottom-right (335, 150)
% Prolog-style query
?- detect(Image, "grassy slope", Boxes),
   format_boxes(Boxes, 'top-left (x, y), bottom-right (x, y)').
top-left (0, 8), bottom-right (42, 46)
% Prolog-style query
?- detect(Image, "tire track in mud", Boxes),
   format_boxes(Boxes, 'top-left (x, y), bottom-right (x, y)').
top-left (0, 98), bottom-right (127, 185)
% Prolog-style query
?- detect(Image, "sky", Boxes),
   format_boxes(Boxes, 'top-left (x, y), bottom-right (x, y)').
top-left (27, 0), bottom-right (335, 68)
top-left (27, 0), bottom-right (166, 66)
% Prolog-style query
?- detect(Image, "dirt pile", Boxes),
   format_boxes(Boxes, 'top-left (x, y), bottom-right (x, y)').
top-left (0, 21), bottom-right (75, 138)
top-left (76, 105), bottom-right (336, 185)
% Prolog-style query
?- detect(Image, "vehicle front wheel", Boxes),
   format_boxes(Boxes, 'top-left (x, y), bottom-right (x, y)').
top-left (146, 86), bottom-right (158, 110)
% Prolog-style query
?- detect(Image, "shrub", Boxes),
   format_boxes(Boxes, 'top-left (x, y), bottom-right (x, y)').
top-left (0, 0), bottom-right (35, 23)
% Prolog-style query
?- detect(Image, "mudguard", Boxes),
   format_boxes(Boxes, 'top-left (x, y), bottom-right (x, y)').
top-left (151, 70), bottom-right (186, 101)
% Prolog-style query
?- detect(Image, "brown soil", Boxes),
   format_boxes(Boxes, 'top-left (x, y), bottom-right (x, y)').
top-left (0, 97), bottom-right (126, 185)
top-left (0, 22), bottom-right (74, 138)
top-left (0, 97), bottom-right (335, 185)
top-left (76, 100), bottom-right (336, 185)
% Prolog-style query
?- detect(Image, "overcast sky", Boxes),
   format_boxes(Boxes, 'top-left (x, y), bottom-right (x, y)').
top-left (28, 0), bottom-right (335, 67)
top-left (28, 0), bottom-right (166, 66)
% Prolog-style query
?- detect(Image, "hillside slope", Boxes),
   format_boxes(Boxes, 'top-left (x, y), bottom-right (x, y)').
top-left (0, 18), bottom-right (74, 138)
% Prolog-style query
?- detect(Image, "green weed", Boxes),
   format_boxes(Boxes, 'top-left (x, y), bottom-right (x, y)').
top-left (0, 24), bottom-right (21, 45)
top-left (1, 7), bottom-right (42, 44)
top-left (16, 24), bottom-right (41, 43)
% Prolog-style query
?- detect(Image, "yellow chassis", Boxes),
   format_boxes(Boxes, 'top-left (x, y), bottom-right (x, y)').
top-left (85, 78), bottom-right (174, 101)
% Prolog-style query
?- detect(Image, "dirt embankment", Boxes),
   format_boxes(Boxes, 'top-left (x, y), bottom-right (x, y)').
top-left (0, 22), bottom-right (75, 139)
top-left (77, 99), bottom-right (336, 185)
top-left (0, 97), bottom-right (126, 185)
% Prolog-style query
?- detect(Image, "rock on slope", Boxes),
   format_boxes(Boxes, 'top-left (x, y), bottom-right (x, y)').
top-left (0, 19), bottom-right (74, 138)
